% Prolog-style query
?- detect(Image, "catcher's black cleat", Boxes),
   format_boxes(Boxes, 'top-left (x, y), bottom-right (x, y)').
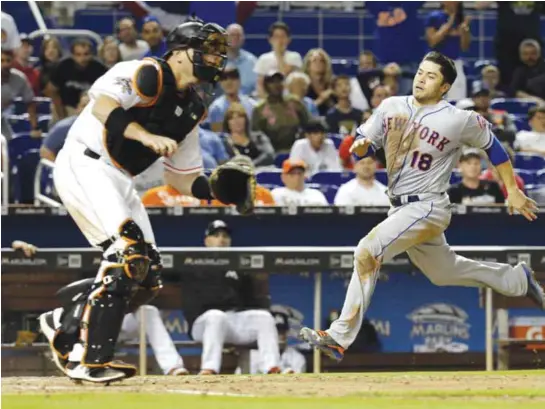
top-left (523, 263), bottom-right (545, 310)
top-left (65, 362), bottom-right (127, 384)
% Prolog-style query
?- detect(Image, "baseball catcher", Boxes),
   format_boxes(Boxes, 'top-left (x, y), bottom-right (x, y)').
top-left (38, 17), bottom-right (254, 384)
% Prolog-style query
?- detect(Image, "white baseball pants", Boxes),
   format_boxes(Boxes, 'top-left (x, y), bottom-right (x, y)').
top-left (328, 194), bottom-right (528, 349)
top-left (119, 306), bottom-right (185, 374)
top-left (53, 140), bottom-right (155, 247)
top-left (191, 309), bottom-right (281, 373)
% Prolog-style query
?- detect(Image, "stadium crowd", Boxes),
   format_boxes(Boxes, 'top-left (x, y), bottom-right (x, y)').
top-left (1, 2), bottom-right (545, 210)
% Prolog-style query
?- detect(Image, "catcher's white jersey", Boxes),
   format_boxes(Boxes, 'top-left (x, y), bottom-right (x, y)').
top-left (357, 96), bottom-right (494, 196)
top-left (54, 59), bottom-right (204, 247)
top-left (67, 59), bottom-right (203, 176)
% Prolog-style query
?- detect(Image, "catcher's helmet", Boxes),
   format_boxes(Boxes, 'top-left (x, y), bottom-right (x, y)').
top-left (164, 17), bottom-right (228, 84)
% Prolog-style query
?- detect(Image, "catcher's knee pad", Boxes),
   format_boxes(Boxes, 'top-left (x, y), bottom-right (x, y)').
top-left (105, 219), bottom-right (151, 284)
top-left (127, 243), bottom-right (163, 313)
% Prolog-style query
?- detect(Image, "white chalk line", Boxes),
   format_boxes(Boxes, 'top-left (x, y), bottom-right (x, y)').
top-left (165, 389), bottom-right (255, 398)
top-left (9, 385), bottom-right (255, 398)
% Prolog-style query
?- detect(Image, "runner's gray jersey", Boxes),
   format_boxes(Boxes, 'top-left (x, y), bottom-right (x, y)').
top-left (357, 96), bottom-right (494, 196)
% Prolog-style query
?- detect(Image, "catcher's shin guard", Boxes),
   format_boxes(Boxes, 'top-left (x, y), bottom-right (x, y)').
top-left (76, 262), bottom-right (137, 379)
top-left (79, 220), bottom-right (151, 376)
top-left (47, 278), bottom-right (95, 360)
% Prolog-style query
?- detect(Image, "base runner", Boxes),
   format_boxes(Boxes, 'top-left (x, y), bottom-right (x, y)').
top-left (300, 51), bottom-right (543, 361)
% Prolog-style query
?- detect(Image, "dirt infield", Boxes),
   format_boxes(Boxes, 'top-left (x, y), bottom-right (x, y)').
top-left (3, 371), bottom-right (545, 399)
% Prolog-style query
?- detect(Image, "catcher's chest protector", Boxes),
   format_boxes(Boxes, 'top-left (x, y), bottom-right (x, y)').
top-left (104, 58), bottom-right (206, 176)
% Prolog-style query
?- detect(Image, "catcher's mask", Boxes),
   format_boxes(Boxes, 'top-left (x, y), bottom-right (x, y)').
top-left (165, 18), bottom-right (228, 84)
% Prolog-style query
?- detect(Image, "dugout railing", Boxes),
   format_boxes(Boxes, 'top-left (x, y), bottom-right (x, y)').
top-left (2, 246), bottom-right (544, 374)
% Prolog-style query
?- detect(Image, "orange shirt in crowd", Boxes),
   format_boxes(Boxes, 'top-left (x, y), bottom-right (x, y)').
top-left (141, 185), bottom-right (203, 207)
top-left (208, 185), bottom-right (275, 207)
top-left (142, 185), bottom-right (275, 207)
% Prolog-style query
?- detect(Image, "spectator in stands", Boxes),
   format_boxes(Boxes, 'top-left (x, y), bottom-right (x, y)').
top-left (515, 105), bottom-right (545, 156)
top-left (142, 183), bottom-right (202, 207)
top-left (142, 16), bottom-right (167, 58)
top-left (511, 39), bottom-right (545, 103)
top-left (476, 2), bottom-right (544, 88)
top-left (225, 24), bottom-right (257, 96)
top-left (1, 11), bottom-right (21, 51)
top-left (119, 305), bottom-right (189, 375)
top-left (208, 184), bottom-right (275, 208)
top-left (382, 62), bottom-right (403, 96)
top-left (472, 65), bottom-right (507, 99)
top-left (425, 1), bottom-right (471, 100)
top-left (448, 150), bottom-right (504, 205)
top-left (285, 71), bottom-right (319, 117)
top-left (337, 111), bottom-right (373, 171)
top-left (207, 67), bottom-right (256, 132)
top-left (290, 119), bottom-right (341, 174)
top-left (371, 85), bottom-right (391, 110)
top-left (181, 220), bottom-right (281, 375)
top-left (45, 38), bottom-right (106, 119)
top-left (142, 182), bottom-right (275, 207)
top-left (468, 86), bottom-right (517, 146)
top-left (1, 49), bottom-right (40, 139)
top-left (326, 75), bottom-right (364, 135)
top-left (303, 48), bottom-right (336, 116)
top-left (334, 157), bottom-right (389, 206)
top-left (272, 159), bottom-right (328, 206)
top-left (14, 35), bottom-right (40, 95)
top-left (527, 73), bottom-right (545, 102)
top-left (38, 37), bottom-right (63, 94)
top-left (221, 102), bottom-right (274, 167)
top-left (199, 126), bottom-right (230, 166)
top-left (365, 2), bottom-right (425, 69)
top-left (98, 36), bottom-right (122, 69)
top-left (350, 50), bottom-right (380, 111)
top-left (40, 92), bottom-right (90, 161)
top-left (252, 71), bottom-right (309, 153)
top-left (254, 22), bottom-right (302, 98)
top-left (117, 17), bottom-right (150, 61)
top-left (481, 145), bottom-right (525, 198)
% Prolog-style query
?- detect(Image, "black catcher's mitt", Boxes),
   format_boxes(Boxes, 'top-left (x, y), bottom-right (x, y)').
top-left (209, 156), bottom-right (256, 215)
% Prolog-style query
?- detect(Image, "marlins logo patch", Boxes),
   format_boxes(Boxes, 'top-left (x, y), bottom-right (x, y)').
top-left (114, 77), bottom-right (132, 94)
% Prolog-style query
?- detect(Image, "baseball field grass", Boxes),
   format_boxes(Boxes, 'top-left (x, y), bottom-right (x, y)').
top-left (3, 371), bottom-right (545, 409)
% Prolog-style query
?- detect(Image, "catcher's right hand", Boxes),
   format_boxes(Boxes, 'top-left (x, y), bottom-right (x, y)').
top-left (209, 156), bottom-right (256, 215)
